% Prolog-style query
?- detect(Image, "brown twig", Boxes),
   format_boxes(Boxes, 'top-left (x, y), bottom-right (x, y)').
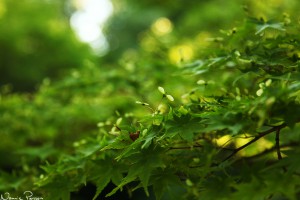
top-left (168, 145), bottom-right (203, 150)
top-left (168, 144), bottom-right (235, 151)
top-left (115, 125), bottom-right (122, 132)
top-left (235, 142), bottom-right (299, 161)
top-left (275, 127), bottom-right (282, 160)
top-left (221, 123), bottom-right (286, 163)
top-left (275, 127), bottom-right (288, 172)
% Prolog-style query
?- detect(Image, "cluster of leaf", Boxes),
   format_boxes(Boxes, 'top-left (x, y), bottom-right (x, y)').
top-left (0, 41), bottom-right (190, 197)
top-left (35, 16), bottom-right (300, 199)
top-left (0, 61), bottom-right (139, 191)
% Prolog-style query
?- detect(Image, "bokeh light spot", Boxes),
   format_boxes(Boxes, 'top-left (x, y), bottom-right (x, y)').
top-left (151, 17), bottom-right (173, 36)
top-left (168, 44), bottom-right (194, 64)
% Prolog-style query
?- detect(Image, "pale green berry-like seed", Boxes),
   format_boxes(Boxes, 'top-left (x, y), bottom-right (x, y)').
top-left (116, 117), bottom-right (122, 125)
top-left (158, 86), bottom-right (166, 94)
top-left (265, 79), bottom-right (272, 87)
top-left (186, 179), bottom-right (194, 186)
top-left (259, 82), bottom-right (265, 88)
top-left (256, 88), bottom-right (263, 96)
top-left (97, 122), bottom-right (105, 127)
top-left (136, 101), bottom-right (149, 106)
top-left (197, 80), bottom-right (206, 85)
top-left (166, 94), bottom-right (174, 101)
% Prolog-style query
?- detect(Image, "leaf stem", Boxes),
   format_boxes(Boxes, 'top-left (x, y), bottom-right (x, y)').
top-left (275, 127), bottom-right (282, 160)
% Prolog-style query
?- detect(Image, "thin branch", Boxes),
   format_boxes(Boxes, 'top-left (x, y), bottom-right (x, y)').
top-left (189, 142), bottom-right (300, 169)
top-left (114, 125), bottom-right (121, 132)
top-left (275, 128), bottom-right (282, 160)
top-left (221, 123), bottom-right (286, 163)
top-left (169, 145), bottom-right (203, 150)
top-left (168, 144), bottom-right (234, 151)
top-left (275, 127), bottom-right (287, 172)
top-left (237, 142), bottom-right (300, 161)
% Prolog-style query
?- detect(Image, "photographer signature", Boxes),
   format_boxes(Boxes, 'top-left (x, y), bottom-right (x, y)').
top-left (0, 191), bottom-right (43, 200)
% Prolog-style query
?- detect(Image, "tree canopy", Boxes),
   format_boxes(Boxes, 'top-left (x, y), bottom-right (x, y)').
top-left (0, 0), bottom-right (300, 199)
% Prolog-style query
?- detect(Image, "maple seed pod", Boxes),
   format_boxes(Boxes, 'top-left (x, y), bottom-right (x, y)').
top-left (158, 86), bottom-right (166, 94)
top-left (97, 122), bottom-right (105, 127)
top-left (116, 117), bottom-right (122, 125)
top-left (186, 179), bottom-right (194, 187)
top-left (259, 82), bottom-right (265, 89)
top-left (130, 130), bottom-right (140, 141)
top-left (135, 101), bottom-right (149, 106)
top-left (197, 80), bottom-right (206, 85)
top-left (265, 79), bottom-right (272, 87)
top-left (166, 94), bottom-right (174, 102)
top-left (256, 88), bottom-right (263, 96)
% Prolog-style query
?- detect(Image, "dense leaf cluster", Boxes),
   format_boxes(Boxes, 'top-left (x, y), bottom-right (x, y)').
top-left (1, 1), bottom-right (300, 200)
top-left (36, 17), bottom-right (300, 199)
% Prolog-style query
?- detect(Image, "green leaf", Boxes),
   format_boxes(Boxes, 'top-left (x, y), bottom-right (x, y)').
top-left (115, 139), bottom-right (143, 161)
top-left (89, 158), bottom-right (123, 200)
top-left (153, 172), bottom-right (185, 200)
top-left (39, 175), bottom-right (73, 200)
top-left (141, 132), bottom-right (156, 149)
top-left (165, 114), bottom-right (203, 142)
top-left (231, 177), bottom-right (269, 200)
top-left (92, 172), bottom-right (111, 200)
top-left (101, 134), bottom-right (131, 151)
top-left (0, 171), bottom-right (26, 191)
top-left (107, 146), bottom-right (165, 197)
top-left (14, 143), bottom-right (57, 160)
top-left (106, 173), bottom-right (136, 197)
top-left (255, 22), bottom-right (286, 35)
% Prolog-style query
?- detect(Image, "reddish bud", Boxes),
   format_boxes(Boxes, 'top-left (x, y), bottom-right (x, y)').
top-left (130, 130), bottom-right (140, 141)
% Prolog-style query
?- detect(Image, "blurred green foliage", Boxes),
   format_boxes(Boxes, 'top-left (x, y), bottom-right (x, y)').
top-left (0, 0), bottom-right (92, 92)
top-left (1, 0), bottom-right (300, 199)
